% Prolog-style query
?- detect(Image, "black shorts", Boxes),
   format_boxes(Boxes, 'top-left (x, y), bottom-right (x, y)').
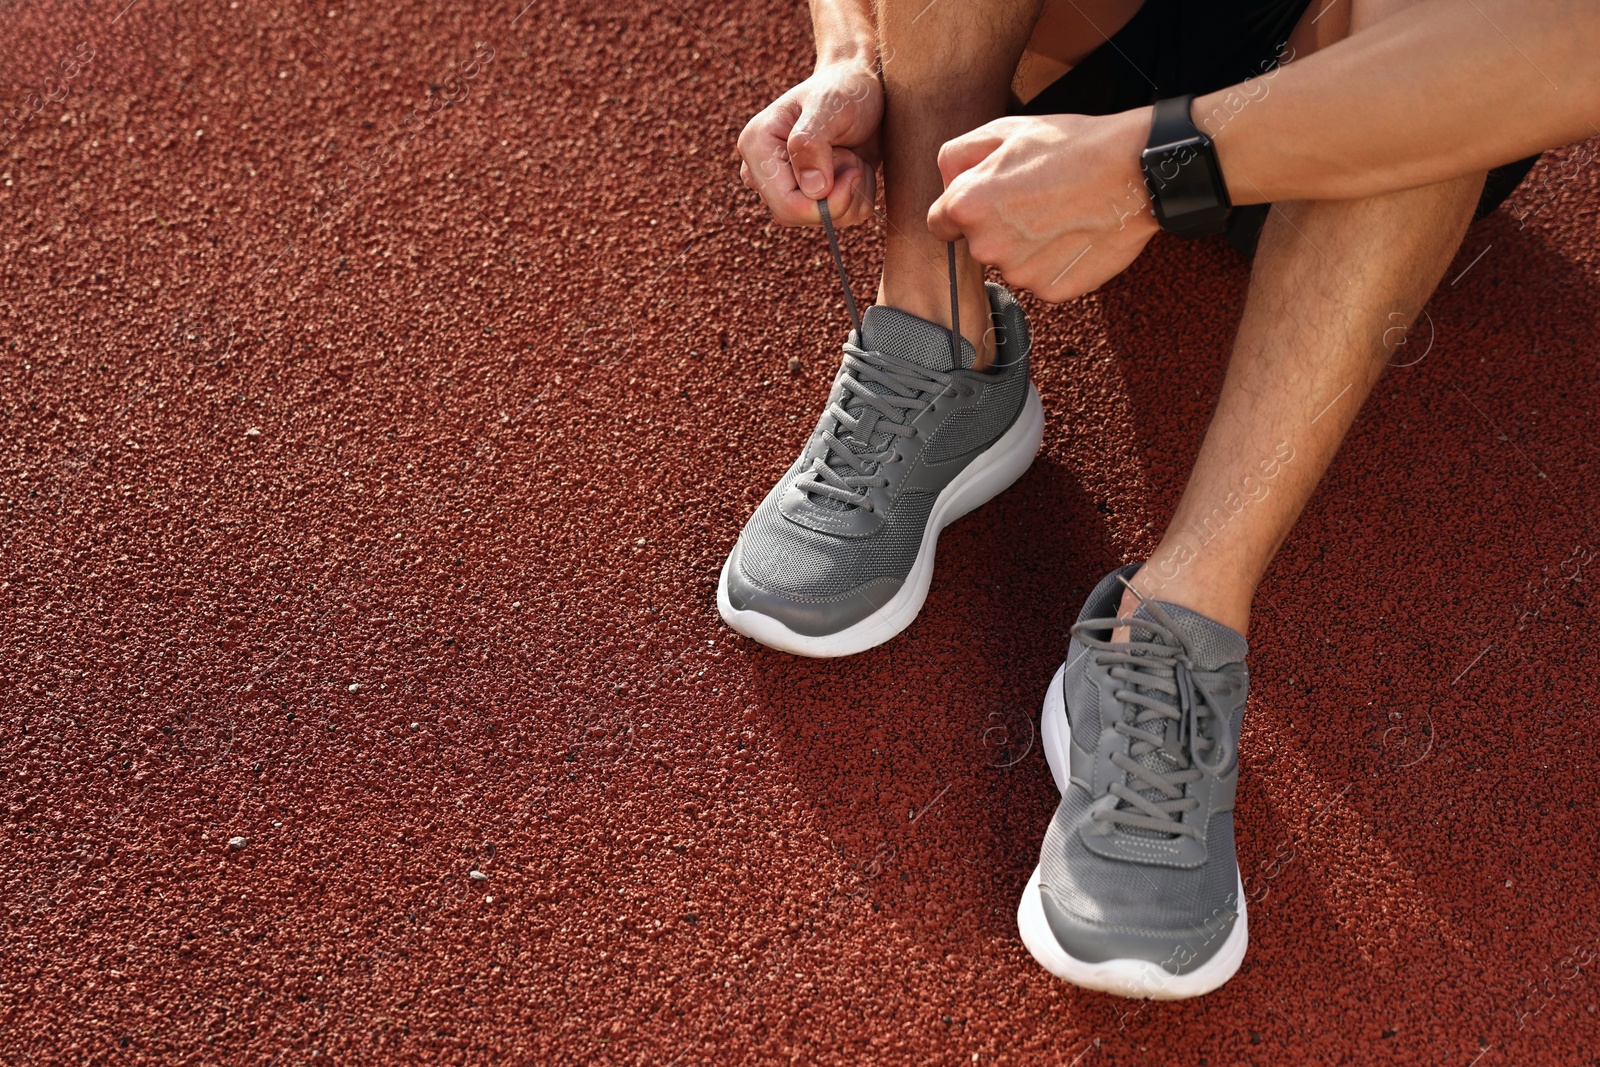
top-left (1011, 0), bottom-right (1537, 255)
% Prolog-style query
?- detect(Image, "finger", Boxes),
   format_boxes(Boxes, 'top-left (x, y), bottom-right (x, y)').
top-left (787, 103), bottom-right (845, 200)
top-left (832, 168), bottom-right (876, 227)
top-left (936, 122), bottom-right (1008, 188)
top-left (840, 139), bottom-right (881, 224)
top-left (739, 101), bottom-right (820, 225)
top-left (745, 136), bottom-right (824, 225)
top-left (926, 172), bottom-right (974, 242)
top-left (823, 147), bottom-right (876, 227)
top-left (737, 97), bottom-right (800, 178)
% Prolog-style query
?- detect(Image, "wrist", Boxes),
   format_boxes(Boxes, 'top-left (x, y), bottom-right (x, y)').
top-left (1113, 107), bottom-right (1161, 238)
top-left (814, 40), bottom-right (878, 72)
top-left (812, 1), bottom-right (877, 72)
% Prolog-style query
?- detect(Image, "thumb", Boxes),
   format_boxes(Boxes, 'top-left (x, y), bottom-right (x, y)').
top-left (787, 102), bottom-right (849, 200)
top-left (927, 176), bottom-right (970, 242)
top-left (937, 124), bottom-right (1005, 188)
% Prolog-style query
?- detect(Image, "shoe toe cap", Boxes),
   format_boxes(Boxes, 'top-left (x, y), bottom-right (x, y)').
top-left (1036, 880), bottom-right (1239, 976)
top-left (1034, 795), bottom-right (1241, 974)
top-left (723, 539), bottom-right (901, 638)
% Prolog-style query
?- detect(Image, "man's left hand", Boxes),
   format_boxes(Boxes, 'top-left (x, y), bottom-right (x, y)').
top-left (928, 110), bottom-right (1160, 302)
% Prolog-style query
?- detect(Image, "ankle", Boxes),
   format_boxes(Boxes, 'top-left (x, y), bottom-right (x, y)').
top-left (1115, 561), bottom-right (1253, 639)
top-left (877, 262), bottom-right (995, 369)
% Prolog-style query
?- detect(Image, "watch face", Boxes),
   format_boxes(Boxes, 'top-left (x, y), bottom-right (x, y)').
top-left (1144, 141), bottom-right (1225, 225)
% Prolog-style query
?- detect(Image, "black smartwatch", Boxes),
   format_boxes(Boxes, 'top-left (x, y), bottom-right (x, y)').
top-left (1140, 94), bottom-right (1232, 238)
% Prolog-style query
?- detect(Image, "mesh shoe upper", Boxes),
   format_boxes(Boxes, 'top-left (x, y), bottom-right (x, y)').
top-left (729, 283), bottom-right (1031, 613)
top-left (1036, 565), bottom-right (1251, 973)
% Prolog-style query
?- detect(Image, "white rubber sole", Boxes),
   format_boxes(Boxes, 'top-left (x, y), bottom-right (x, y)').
top-left (717, 384), bottom-right (1045, 658)
top-left (1017, 665), bottom-right (1249, 1000)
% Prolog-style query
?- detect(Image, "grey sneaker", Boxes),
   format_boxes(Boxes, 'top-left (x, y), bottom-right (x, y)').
top-left (717, 277), bottom-right (1043, 657)
top-left (1017, 564), bottom-right (1251, 999)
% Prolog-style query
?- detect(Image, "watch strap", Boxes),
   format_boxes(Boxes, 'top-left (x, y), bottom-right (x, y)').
top-left (1143, 94), bottom-right (1232, 238)
top-left (1148, 94), bottom-right (1204, 152)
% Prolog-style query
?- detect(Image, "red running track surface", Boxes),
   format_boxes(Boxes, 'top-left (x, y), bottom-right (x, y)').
top-left (3, 1), bottom-right (1598, 1063)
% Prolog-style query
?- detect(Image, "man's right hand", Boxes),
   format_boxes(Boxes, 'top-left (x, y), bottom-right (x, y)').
top-left (738, 61), bottom-right (882, 228)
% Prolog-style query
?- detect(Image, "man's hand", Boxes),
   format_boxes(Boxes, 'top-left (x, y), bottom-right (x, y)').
top-left (928, 110), bottom-right (1160, 302)
top-left (738, 61), bottom-right (882, 227)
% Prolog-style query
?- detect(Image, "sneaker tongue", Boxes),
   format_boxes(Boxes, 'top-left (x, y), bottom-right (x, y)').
top-left (859, 304), bottom-right (976, 371)
top-left (1131, 602), bottom-right (1249, 671)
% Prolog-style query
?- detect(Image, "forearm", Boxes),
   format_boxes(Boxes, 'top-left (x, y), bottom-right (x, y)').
top-left (1208, 0), bottom-right (1600, 204)
top-left (811, 0), bottom-right (878, 67)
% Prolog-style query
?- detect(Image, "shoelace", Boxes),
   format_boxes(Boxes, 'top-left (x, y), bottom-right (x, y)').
top-left (1070, 591), bottom-right (1235, 840)
top-left (794, 201), bottom-right (967, 513)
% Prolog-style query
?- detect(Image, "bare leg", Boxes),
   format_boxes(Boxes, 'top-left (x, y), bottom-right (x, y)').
top-left (873, 0), bottom-right (1046, 369)
top-left (872, 0), bottom-right (1148, 368)
top-left (1116, 0), bottom-right (1484, 634)
top-left (1122, 174), bottom-right (1483, 634)
top-left (1013, 0), bottom-right (1145, 103)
